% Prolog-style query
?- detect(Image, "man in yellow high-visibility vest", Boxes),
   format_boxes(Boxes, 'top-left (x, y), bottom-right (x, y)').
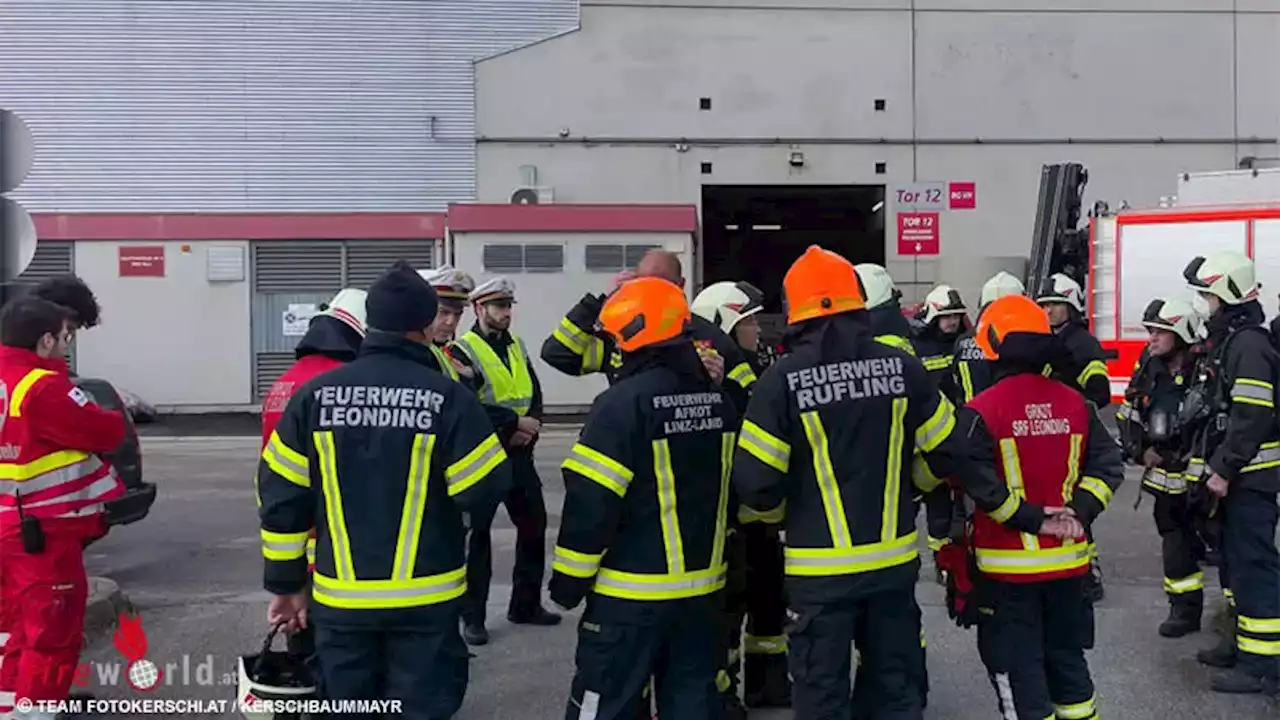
top-left (450, 276), bottom-right (560, 645)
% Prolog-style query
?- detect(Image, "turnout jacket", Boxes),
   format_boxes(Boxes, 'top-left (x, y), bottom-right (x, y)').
top-left (257, 333), bottom-right (511, 623)
top-left (952, 328), bottom-right (994, 406)
top-left (1115, 347), bottom-right (1201, 495)
top-left (540, 291), bottom-right (757, 412)
top-left (1187, 301), bottom-right (1280, 493)
top-left (950, 372), bottom-right (1124, 583)
top-left (732, 313), bottom-right (962, 603)
top-left (1050, 322), bottom-right (1112, 408)
top-left (913, 324), bottom-right (966, 400)
top-left (549, 343), bottom-right (740, 608)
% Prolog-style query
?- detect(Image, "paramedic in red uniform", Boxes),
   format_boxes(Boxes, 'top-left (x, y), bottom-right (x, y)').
top-left (0, 296), bottom-right (126, 720)
top-left (943, 294), bottom-right (1124, 720)
top-left (259, 288), bottom-right (367, 659)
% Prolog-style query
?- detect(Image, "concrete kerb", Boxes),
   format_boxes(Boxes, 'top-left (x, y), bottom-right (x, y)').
top-left (84, 577), bottom-right (132, 644)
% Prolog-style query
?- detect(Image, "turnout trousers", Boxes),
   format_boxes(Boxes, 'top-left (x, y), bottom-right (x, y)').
top-left (312, 601), bottom-right (470, 720)
top-left (789, 583), bottom-right (923, 720)
top-left (740, 523), bottom-right (790, 706)
top-left (464, 450), bottom-right (548, 625)
top-left (976, 575), bottom-right (1098, 720)
top-left (566, 594), bottom-right (721, 720)
top-left (0, 516), bottom-right (102, 719)
top-left (850, 597), bottom-right (929, 719)
top-left (1153, 492), bottom-right (1206, 612)
top-left (1221, 488), bottom-right (1280, 680)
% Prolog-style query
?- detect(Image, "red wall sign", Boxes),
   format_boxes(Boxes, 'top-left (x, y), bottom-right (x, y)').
top-left (948, 182), bottom-right (977, 210)
top-left (897, 212), bottom-right (940, 256)
top-left (118, 245), bottom-right (166, 277)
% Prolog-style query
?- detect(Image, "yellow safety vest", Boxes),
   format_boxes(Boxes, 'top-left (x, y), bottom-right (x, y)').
top-left (453, 331), bottom-right (534, 415)
top-left (429, 344), bottom-right (460, 381)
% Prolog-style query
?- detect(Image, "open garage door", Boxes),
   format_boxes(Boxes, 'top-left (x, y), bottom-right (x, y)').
top-left (701, 185), bottom-right (885, 341)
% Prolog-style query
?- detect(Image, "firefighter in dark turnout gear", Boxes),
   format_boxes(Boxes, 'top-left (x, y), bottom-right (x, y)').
top-left (855, 263), bottom-right (918, 357)
top-left (912, 285), bottom-right (971, 403)
top-left (1114, 297), bottom-right (1210, 638)
top-left (952, 271), bottom-right (1026, 405)
top-left (258, 261), bottom-right (511, 719)
top-left (450, 277), bottom-right (561, 645)
top-left (540, 250), bottom-right (756, 411)
top-left (1036, 273), bottom-right (1111, 603)
top-left (734, 246), bottom-right (962, 720)
top-left (692, 281), bottom-right (790, 711)
top-left (940, 293), bottom-right (1124, 720)
top-left (259, 288), bottom-right (369, 661)
top-left (551, 276), bottom-right (738, 720)
top-left (1183, 250), bottom-right (1280, 696)
top-left (851, 262), bottom-right (933, 716)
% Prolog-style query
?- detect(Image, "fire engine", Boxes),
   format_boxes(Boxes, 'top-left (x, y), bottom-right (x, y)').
top-left (1085, 167), bottom-right (1280, 402)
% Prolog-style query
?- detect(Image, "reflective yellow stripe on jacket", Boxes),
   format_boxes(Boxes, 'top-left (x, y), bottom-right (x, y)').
top-left (974, 435), bottom-right (1093, 576)
top-left (743, 408), bottom-right (920, 578)
top-left (429, 345), bottom-right (460, 381)
top-left (727, 362), bottom-right (757, 389)
top-left (0, 368), bottom-right (113, 512)
top-left (593, 432), bottom-right (735, 601)
top-left (304, 431), bottom-right (476, 610)
top-left (453, 332), bottom-right (534, 415)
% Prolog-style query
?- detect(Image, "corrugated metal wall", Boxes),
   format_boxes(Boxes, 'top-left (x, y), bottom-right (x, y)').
top-left (13, 242), bottom-right (76, 371)
top-left (0, 0), bottom-right (579, 213)
top-left (250, 240), bottom-right (437, 398)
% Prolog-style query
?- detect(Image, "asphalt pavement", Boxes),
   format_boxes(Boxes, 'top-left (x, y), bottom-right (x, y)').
top-left (78, 432), bottom-right (1279, 719)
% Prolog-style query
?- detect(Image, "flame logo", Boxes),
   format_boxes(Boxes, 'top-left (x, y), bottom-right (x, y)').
top-left (113, 612), bottom-right (148, 661)
top-left (113, 611), bottom-right (163, 692)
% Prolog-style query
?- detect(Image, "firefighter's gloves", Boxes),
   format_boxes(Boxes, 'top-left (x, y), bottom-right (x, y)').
top-left (1039, 506), bottom-right (1085, 540)
top-left (935, 544), bottom-right (977, 628)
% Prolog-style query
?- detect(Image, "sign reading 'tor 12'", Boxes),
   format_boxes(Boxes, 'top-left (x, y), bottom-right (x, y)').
top-left (897, 212), bottom-right (940, 256)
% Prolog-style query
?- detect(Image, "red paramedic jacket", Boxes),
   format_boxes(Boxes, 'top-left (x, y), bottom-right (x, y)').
top-left (261, 354), bottom-right (344, 573)
top-left (965, 373), bottom-right (1097, 584)
top-left (0, 346), bottom-right (126, 525)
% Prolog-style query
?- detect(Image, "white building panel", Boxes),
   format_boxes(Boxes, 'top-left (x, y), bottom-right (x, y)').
top-left (0, 0), bottom-right (578, 213)
top-left (74, 240), bottom-right (254, 410)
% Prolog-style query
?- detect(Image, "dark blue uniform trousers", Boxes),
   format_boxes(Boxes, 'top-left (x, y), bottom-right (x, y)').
top-left (312, 602), bottom-right (469, 720)
top-left (565, 593), bottom-right (721, 720)
top-left (790, 584), bottom-right (923, 720)
top-left (1222, 488), bottom-right (1280, 680)
top-left (464, 450), bottom-right (548, 624)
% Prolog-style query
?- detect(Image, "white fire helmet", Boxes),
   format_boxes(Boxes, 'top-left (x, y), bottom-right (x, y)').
top-left (1183, 250), bottom-right (1258, 306)
top-left (853, 263), bottom-right (900, 309)
top-left (979, 271), bottom-right (1026, 307)
top-left (1036, 273), bottom-right (1085, 314)
top-left (316, 288), bottom-right (368, 337)
top-left (692, 281), bottom-right (765, 335)
top-left (921, 284), bottom-right (967, 325)
top-left (1141, 296), bottom-right (1206, 345)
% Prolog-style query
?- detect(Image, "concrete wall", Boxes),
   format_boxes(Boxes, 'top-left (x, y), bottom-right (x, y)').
top-left (475, 0), bottom-right (1280, 303)
top-left (450, 229), bottom-right (694, 410)
top-left (74, 241), bottom-right (253, 409)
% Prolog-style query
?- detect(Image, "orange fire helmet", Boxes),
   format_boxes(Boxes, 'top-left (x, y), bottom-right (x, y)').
top-left (783, 245), bottom-right (867, 325)
top-left (598, 276), bottom-right (691, 352)
top-left (974, 294), bottom-right (1052, 361)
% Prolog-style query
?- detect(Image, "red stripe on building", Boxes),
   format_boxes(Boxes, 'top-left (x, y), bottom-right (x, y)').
top-left (446, 203), bottom-right (698, 233)
top-left (32, 213), bottom-right (447, 241)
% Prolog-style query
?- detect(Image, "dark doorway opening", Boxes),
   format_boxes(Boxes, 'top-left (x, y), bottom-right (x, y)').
top-left (700, 185), bottom-right (885, 336)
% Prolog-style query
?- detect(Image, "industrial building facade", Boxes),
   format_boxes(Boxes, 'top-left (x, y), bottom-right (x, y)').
top-left (1, 0), bottom-right (1277, 411)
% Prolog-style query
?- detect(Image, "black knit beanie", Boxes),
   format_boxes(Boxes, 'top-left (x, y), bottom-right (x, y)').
top-left (365, 260), bottom-right (439, 333)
